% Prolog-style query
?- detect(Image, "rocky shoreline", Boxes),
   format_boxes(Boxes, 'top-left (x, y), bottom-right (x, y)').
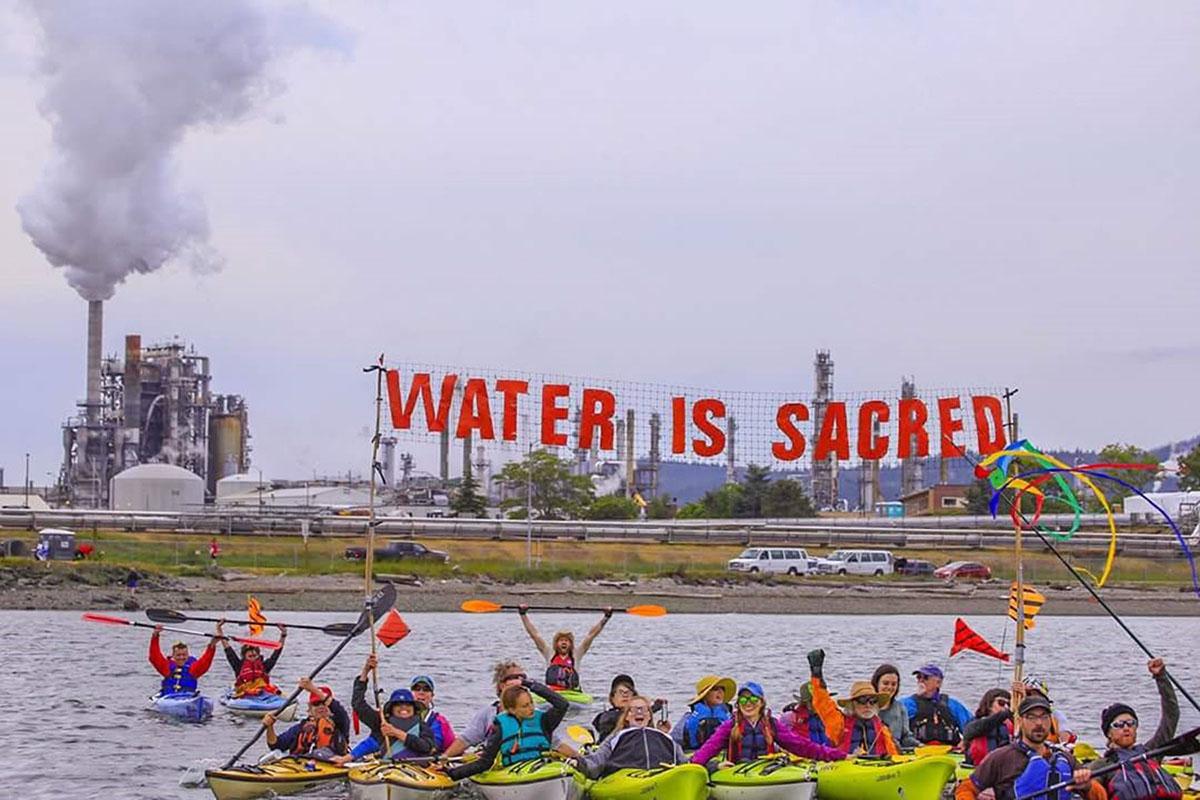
top-left (2, 562), bottom-right (1197, 615)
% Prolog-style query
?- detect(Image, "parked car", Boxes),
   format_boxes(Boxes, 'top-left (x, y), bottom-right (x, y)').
top-left (814, 549), bottom-right (895, 576)
top-left (727, 547), bottom-right (813, 575)
top-left (934, 561), bottom-right (992, 580)
top-left (895, 558), bottom-right (936, 576)
top-left (344, 540), bottom-right (450, 563)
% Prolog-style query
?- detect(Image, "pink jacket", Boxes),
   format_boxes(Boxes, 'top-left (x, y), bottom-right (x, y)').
top-left (690, 714), bottom-right (846, 766)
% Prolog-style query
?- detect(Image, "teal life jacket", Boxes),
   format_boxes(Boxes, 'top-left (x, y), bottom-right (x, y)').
top-left (496, 710), bottom-right (551, 766)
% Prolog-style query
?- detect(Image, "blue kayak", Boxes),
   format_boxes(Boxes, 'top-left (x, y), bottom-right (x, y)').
top-left (150, 692), bottom-right (213, 722)
top-left (219, 690), bottom-right (294, 718)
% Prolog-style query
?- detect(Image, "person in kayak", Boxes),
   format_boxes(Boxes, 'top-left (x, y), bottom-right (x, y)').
top-left (263, 679), bottom-right (351, 763)
top-left (780, 681), bottom-right (835, 747)
top-left (149, 624), bottom-right (218, 695)
top-left (871, 663), bottom-right (920, 749)
top-left (690, 682), bottom-right (846, 768)
top-left (575, 695), bottom-right (687, 777)
top-left (955, 695), bottom-right (1104, 800)
top-left (810, 677), bottom-right (899, 757)
top-left (351, 655), bottom-right (437, 761)
top-left (214, 619), bottom-right (286, 697)
top-left (441, 679), bottom-right (570, 780)
top-left (963, 688), bottom-right (1012, 767)
top-left (348, 657), bottom-right (449, 759)
top-left (1084, 657), bottom-right (1181, 800)
top-left (441, 660), bottom-right (529, 759)
top-left (1018, 675), bottom-right (1077, 745)
top-left (410, 674), bottom-right (456, 752)
top-left (671, 674), bottom-right (736, 751)
top-left (594, 674), bottom-right (667, 743)
top-left (902, 663), bottom-right (972, 746)
top-left (517, 603), bottom-right (611, 691)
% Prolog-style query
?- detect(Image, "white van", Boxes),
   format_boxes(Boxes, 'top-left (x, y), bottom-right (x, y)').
top-left (815, 549), bottom-right (894, 576)
top-left (727, 547), bottom-right (812, 575)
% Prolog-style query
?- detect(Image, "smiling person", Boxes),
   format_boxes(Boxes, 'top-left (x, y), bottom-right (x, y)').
top-left (215, 619), bottom-right (285, 698)
top-left (349, 654), bottom-right (436, 761)
top-left (263, 678), bottom-right (351, 763)
top-left (441, 660), bottom-right (528, 759)
top-left (576, 695), bottom-right (687, 778)
top-left (672, 675), bottom-right (736, 751)
top-left (594, 674), bottom-right (667, 743)
top-left (1085, 658), bottom-right (1181, 800)
top-left (871, 664), bottom-right (920, 749)
top-left (442, 679), bottom-right (570, 780)
top-left (808, 672), bottom-right (899, 757)
top-left (690, 682), bottom-right (846, 768)
top-left (409, 674), bottom-right (456, 753)
top-left (148, 623), bottom-right (217, 696)
top-left (955, 696), bottom-right (1104, 800)
top-left (902, 664), bottom-right (972, 746)
top-left (518, 604), bottom-right (611, 691)
top-left (962, 689), bottom-right (1013, 767)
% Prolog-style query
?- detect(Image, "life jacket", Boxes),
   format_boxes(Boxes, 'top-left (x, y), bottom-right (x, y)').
top-left (1103, 744), bottom-right (1182, 800)
top-left (683, 703), bottom-right (732, 750)
top-left (545, 654), bottom-right (579, 690)
top-left (967, 717), bottom-right (1013, 766)
top-left (423, 709), bottom-right (453, 753)
top-left (781, 704), bottom-right (831, 747)
top-left (910, 695), bottom-right (962, 745)
top-left (295, 717), bottom-right (342, 755)
top-left (841, 715), bottom-right (891, 756)
top-left (234, 657), bottom-right (278, 697)
top-left (161, 657), bottom-right (198, 695)
top-left (386, 715), bottom-right (424, 760)
top-left (1010, 741), bottom-right (1074, 800)
top-left (605, 728), bottom-right (679, 774)
top-left (496, 711), bottom-right (551, 766)
top-left (727, 716), bottom-right (776, 763)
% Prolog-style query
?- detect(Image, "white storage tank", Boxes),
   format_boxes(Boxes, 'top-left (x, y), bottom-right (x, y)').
top-left (110, 464), bottom-right (205, 511)
top-left (216, 473), bottom-right (264, 502)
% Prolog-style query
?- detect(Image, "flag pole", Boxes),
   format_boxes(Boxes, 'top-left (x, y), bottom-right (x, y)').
top-left (363, 355), bottom-right (390, 753)
top-left (1003, 387), bottom-right (1026, 686)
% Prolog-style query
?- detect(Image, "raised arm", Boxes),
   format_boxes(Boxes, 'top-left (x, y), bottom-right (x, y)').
top-left (519, 606), bottom-right (551, 660)
top-left (576, 609), bottom-right (612, 662)
top-left (190, 637), bottom-right (218, 677)
top-left (263, 625), bottom-right (286, 672)
top-left (1145, 658), bottom-right (1179, 749)
top-left (148, 629), bottom-right (169, 677)
top-left (527, 681), bottom-right (569, 732)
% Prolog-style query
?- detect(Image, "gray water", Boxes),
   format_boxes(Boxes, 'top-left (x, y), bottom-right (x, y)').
top-left (3, 610), bottom-right (1198, 799)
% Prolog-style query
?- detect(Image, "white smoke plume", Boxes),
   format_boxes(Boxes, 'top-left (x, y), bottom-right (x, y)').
top-left (17, 1), bottom-right (349, 301)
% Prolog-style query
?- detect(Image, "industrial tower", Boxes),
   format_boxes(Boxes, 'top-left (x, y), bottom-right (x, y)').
top-left (811, 350), bottom-right (838, 509)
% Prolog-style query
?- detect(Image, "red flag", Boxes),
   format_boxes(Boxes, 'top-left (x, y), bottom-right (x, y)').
top-left (376, 609), bottom-right (410, 647)
top-left (247, 595), bottom-right (267, 636)
top-left (950, 617), bottom-right (1010, 662)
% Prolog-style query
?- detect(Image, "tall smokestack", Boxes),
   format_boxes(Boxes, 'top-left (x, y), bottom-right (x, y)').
top-left (86, 300), bottom-right (102, 424)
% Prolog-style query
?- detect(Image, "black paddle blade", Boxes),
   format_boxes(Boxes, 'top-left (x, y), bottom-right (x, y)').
top-left (322, 622), bottom-right (358, 637)
top-left (352, 582), bottom-right (398, 636)
top-left (1163, 726), bottom-right (1200, 756)
top-left (145, 608), bottom-right (188, 624)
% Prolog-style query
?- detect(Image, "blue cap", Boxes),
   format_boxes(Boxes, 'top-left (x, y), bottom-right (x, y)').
top-left (387, 688), bottom-right (416, 706)
top-left (913, 664), bottom-right (944, 679)
top-left (738, 681), bottom-right (766, 699)
top-left (410, 675), bottom-right (436, 692)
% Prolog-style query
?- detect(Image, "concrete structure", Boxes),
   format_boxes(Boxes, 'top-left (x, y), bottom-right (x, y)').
top-left (215, 473), bottom-right (265, 502)
top-left (217, 484), bottom-right (372, 510)
top-left (810, 350), bottom-right (838, 509)
top-left (0, 494), bottom-right (51, 511)
top-left (899, 484), bottom-right (969, 516)
top-left (110, 463), bottom-right (205, 512)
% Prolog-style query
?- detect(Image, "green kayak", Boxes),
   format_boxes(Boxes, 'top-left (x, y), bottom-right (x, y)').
top-left (469, 756), bottom-right (588, 800)
top-left (816, 754), bottom-right (957, 800)
top-left (588, 764), bottom-right (709, 800)
top-left (534, 689), bottom-right (594, 709)
top-left (709, 755), bottom-right (817, 799)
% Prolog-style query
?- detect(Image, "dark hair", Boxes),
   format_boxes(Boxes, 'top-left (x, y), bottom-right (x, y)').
top-left (975, 688), bottom-right (1011, 718)
top-left (871, 664), bottom-right (900, 692)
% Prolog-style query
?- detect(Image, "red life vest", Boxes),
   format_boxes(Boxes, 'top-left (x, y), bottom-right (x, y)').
top-left (545, 653), bottom-right (579, 690)
top-left (840, 715), bottom-right (890, 756)
top-left (235, 656), bottom-right (278, 697)
top-left (727, 717), bottom-right (777, 763)
top-left (295, 718), bottom-right (338, 755)
top-left (1103, 745), bottom-right (1183, 800)
top-left (966, 718), bottom-right (1013, 766)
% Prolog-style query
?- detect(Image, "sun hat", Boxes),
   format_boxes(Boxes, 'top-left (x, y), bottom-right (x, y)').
top-left (689, 675), bottom-right (737, 705)
top-left (385, 687), bottom-right (425, 716)
top-left (837, 681), bottom-right (890, 709)
top-left (912, 664), bottom-right (944, 679)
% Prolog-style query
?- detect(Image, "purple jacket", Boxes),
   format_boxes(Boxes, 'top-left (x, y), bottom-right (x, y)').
top-left (690, 714), bottom-right (846, 766)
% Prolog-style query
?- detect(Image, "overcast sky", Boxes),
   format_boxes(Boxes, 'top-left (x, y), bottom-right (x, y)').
top-left (1, 1), bottom-right (1198, 485)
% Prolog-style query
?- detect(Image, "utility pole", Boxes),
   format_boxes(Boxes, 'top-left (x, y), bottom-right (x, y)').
top-left (24, 452), bottom-right (30, 507)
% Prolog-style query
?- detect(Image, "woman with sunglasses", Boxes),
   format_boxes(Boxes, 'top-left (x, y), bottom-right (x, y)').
top-left (690, 682), bottom-right (846, 768)
top-left (441, 660), bottom-right (529, 759)
top-left (962, 688), bottom-right (1012, 766)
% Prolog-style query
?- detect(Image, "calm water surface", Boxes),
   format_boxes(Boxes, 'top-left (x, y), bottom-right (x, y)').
top-left (3, 610), bottom-right (1198, 799)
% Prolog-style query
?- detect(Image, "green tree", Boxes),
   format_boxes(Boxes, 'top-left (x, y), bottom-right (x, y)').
top-left (737, 464), bottom-right (772, 517)
top-left (585, 495), bottom-right (639, 520)
top-left (700, 483), bottom-right (745, 518)
top-left (676, 501), bottom-right (707, 519)
top-left (760, 479), bottom-right (816, 517)
top-left (451, 464), bottom-right (488, 518)
top-left (646, 495), bottom-right (675, 520)
top-left (1179, 443), bottom-right (1200, 492)
top-left (1088, 443), bottom-right (1159, 511)
top-left (497, 449), bottom-right (594, 520)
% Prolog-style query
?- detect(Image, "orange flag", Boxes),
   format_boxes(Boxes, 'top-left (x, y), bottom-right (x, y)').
top-left (376, 609), bottom-right (411, 648)
top-left (247, 595), bottom-right (267, 636)
top-left (950, 617), bottom-right (1010, 662)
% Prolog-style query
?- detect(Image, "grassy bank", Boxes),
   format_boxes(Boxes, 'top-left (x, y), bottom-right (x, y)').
top-left (4, 530), bottom-right (1195, 589)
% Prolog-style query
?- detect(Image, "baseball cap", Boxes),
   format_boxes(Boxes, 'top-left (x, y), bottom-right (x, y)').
top-left (410, 675), bottom-right (436, 692)
top-left (912, 664), bottom-right (944, 679)
top-left (1019, 696), bottom-right (1053, 716)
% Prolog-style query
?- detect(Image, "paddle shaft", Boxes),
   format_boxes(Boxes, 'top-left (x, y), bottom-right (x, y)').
top-left (85, 614), bottom-right (275, 649)
top-left (501, 604), bottom-right (633, 613)
top-left (146, 609), bottom-right (346, 633)
top-left (1016, 732), bottom-right (1198, 800)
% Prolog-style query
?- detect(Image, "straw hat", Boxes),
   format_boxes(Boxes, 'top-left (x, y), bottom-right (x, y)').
top-left (836, 681), bottom-right (890, 709)
top-left (689, 675), bottom-right (737, 705)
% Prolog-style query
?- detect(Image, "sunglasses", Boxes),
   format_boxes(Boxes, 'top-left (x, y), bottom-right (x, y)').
top-left (854, 697), bottom-right (878, 706)
top-left (502, 673), bottom-right (527, 683)
top-left (995, 700), bottom-right (1010, 707)
top-left (738, 695), bottom-right (762, 706)
top-left (1110, 719), bottom-right (1138, 730)
top-left (411, 684), bottom-right (433, 692)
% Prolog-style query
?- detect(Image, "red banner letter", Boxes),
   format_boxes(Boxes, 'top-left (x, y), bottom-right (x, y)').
top-left (937, 396), bottom-right (964, 458)
top-left (898, 398), bottom-right (930, 459)
top-left (540, 384), bottom-right (571, 446)
top-left (692, 398), bottom-right (726, 457)
top-left (386, 371), bottom-right (457, 432)
top-left (856, 400), bottom-right (890, 460)
top-left (971, 395), bottom-right (1007, 455)
top-left (671, 397), bottom-right (687, 454)
top-left (456, 378), bottom-right (495, 440)
top-left (771, 403), bottom-right (808, 461)
top-left (578, 388), bottom-right (616, 450)
top-left (814, 401), bottom-right (850, 461)
top-left (495, 379), bottom-right (529, 441)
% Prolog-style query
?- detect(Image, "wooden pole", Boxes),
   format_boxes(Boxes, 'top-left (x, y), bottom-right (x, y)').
top-left (364, 356), bottom-right (390, 753)
top-left (1003, 386), bottom-right (1025, 685)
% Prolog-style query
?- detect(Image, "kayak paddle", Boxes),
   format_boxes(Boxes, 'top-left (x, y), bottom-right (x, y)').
top-left (566, 724), bottom-right (596, 747)
top-left (82, 612), bottom-right (281, 650)
top-left (1015, 725), bottom-right (1200, 800)
top-left (461, 600), bottom-right (667, 617)
top-left (219, 582), bottom-right (397, 770)
top-left (145, 608), bottom-right (357, 637)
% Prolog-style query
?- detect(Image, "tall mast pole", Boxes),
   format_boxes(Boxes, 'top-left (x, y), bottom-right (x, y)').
top-left (1004, 386), bottom-right (1025, 684)
top-left (363, 355), bottom-right (390, 752)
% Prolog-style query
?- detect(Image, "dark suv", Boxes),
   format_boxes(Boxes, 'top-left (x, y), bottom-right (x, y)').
top-left (343, 540), bottom-right (450, 563)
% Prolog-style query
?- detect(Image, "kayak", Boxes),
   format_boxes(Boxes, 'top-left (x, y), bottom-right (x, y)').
top-left (470, 756), bottom-right (588, 800)
top-left (205, 757), bottom-right (349, 800)
top-left (589, 764), bottom-right (709, 800)
top-left (219, 690), bottom-right (296, 720)
top-left (150, 691), bottom-right (212, 722)
top-left (815, 754), bottom-right (957, 800)
top-left (348, 761), bottom-right (456, 800)
top-left (709, 755), bottom-right (817, 799)
top-left (536, 689), bottom-right (594, 710)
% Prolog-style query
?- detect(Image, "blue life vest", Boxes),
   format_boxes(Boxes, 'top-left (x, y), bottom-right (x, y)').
top-left (727, 717), bottom-right (775, 763)
top-left (1103, 744), bottom-right (1182, 800)
top-left (496, 711), bottom-right (551, 766)
top-left (387, 715), bottom-right (424, 760)
top-left (684, 703), bottom-right (732, 750)
top-left (1012, 741), bottom-right (1074, 800)
top-left (785, 705), bottom-right (830, 747)
top-left (161, 657), bottom-right (198, 695)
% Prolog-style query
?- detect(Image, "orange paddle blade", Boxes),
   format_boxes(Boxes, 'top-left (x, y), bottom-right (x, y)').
top-left (460, 599), bottom-right (503, 613)
top-left (626, 605), bottom-right (667, 617)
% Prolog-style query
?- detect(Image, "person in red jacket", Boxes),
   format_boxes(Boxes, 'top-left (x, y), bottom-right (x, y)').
top-left (149, 624), bottom-right (218, 695)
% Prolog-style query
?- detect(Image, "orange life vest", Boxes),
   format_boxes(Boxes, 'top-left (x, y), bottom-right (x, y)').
top-left (295, 717), bottom-right (337, 755)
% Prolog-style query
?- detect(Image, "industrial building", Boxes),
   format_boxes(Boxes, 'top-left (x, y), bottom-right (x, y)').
top-left (59, 300), bottom-right (250, 508)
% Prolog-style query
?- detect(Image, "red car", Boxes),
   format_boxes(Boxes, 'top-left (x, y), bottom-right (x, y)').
top-left (934, 561), bottom-right (992, 580)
